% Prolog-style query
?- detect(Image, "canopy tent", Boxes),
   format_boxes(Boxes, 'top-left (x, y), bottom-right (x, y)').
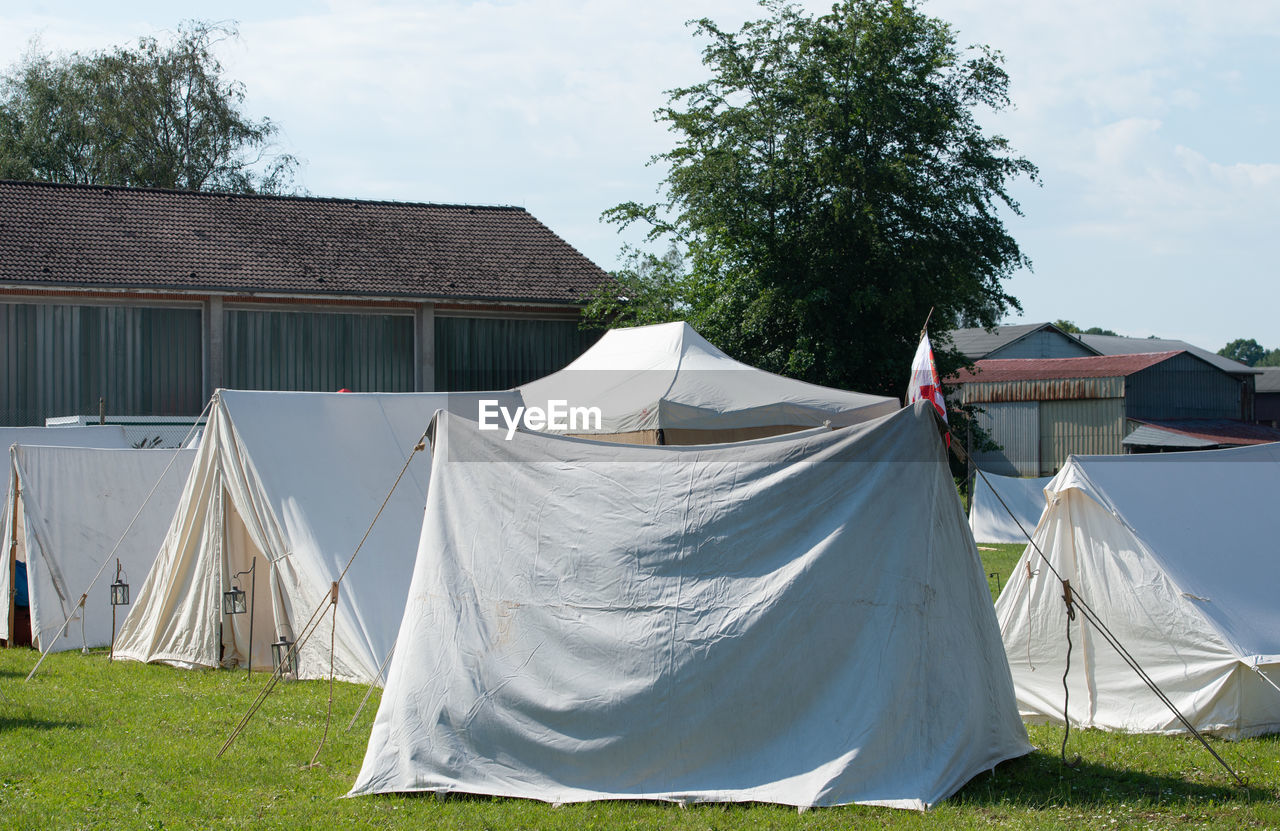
top-left (3, 445), bottom-right (194, 651)
top-left (2, 425), bottom-right (132, 645)
top-left (350, 404), bottom-right (1030, 810)
top-left (114, 389), bottom-right (519, 684)
top-left (968, 472), bottom-right (1051, 543)
top-left (995, 442), bottom-right (1280, 737)
top-left (516, 321), bottom-right (899, 444)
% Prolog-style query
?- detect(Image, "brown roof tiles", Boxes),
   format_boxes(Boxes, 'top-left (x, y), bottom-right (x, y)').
top-left (0, 180), bottom-right (609, 304)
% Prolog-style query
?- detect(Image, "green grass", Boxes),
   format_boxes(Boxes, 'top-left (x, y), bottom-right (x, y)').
top-left (2, 546), bottom-right (1277, 829)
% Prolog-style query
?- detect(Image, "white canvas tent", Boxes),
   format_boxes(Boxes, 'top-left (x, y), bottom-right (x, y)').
top-left (114, 389), bottom-right (520, 684)
top-left (350, 404), bottom-right (1030, 810)
top-left (995, 443), bottom-right (1280, 737)
top-left (517, 321), bottom-right (899, 444)
top-left (968, 472), bottom-right (1051, 543)
top-left (3, 445), bottom-right (194, 651)
top-left (2, 425), bottom-right (131, 644)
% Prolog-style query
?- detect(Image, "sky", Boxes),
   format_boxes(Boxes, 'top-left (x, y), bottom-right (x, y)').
top-left (2, 1), bottom-right (1277, 354)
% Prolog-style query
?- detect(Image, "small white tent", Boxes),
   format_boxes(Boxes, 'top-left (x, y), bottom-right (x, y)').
top-left (2, 425), bottom-right (132, 644)
top-left (114, 389), bottom-right (519, 684)
top-left (517, 321), bottom-right (899, 444)
top-left (350, 404), bottom-right (1030, 810)
top-left (995, 443), bottom-right (1280, 737)
top-left (968, 472), bottom-right (1051, 543)
top-left (3, 445), bottom-right (194, 651)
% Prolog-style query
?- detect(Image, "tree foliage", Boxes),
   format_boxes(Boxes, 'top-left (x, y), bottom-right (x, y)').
top-left (597, 0), bottom-right (1037, 397)
top-left (1218, 338), bottom-right (1268, 367)
top-left (0, 21), bottom-right (296, 193)
top-left (1054, 320), bottom-right (1117, 336)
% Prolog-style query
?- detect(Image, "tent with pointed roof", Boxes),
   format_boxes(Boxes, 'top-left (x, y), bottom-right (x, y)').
top-left (350, 404), bottom-right (1030, 809)
top-left (968, 472), bottom-right (1050, 543)
top-left (995, 442), bottom-right (1280, 737)
top-left (2, 425), bottom-right (132, 644)
top-left (113, 389), bottom-right (519, 684)
top-left (516, 321), bottom-right (898, 445)
top-left (3, 445), bottom-right (194, 651)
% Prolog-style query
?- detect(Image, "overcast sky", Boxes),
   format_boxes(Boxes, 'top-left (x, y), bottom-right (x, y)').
top-left (3, 1), bottom-right (1276, 354)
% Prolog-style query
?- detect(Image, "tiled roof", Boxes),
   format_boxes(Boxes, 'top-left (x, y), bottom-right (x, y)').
top-left (0, 179), bottom-right (609, 304)
top-left (1123, 419), bottom-right (1280, 447)
top-left (951, 352), bottom-right (1181, 383)
top-left (1078, 333), bottom-right (1260, 376)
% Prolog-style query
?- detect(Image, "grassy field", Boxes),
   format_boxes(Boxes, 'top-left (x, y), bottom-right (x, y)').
top-left (1, 544), bottom-right (1277, 830)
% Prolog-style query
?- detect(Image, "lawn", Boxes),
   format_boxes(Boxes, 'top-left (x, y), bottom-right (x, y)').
top-left (1, 544), bottom-right (1276, 830)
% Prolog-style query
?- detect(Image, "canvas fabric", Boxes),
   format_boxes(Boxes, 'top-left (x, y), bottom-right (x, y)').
top-left (113, 389), bottom-right (519, 684)
top-left (995, 442), bottom-right (1280, 737)
top-left (968, 472), bottom-right (1051, 543)
top-left (518, 321), bottom-right (898, 438)
top-left (350, 404), bottom-right (1030, 809)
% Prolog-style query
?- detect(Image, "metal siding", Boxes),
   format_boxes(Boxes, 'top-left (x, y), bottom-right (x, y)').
top-left (435, 317), bottom-right (600, 391)
top-left (1037, 399), bottom-right (1125, 475)
top-left (0, 302), bottom-right (202, 426)
top-left (988, 330), bottom-right (1095, 360)
top-left (961, 376), bottom-right (1124, 404)
top-left (972, 401), bottom-right (1040, 477)
top-left (1126, 353), bottom-right (1243, 420)
top-left (223, 309), bottom-right (415, 392)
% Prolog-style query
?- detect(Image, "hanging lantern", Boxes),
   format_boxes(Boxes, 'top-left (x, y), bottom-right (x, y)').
top-left (271, 636), bottom-right (296, 678)
top-left (109, 576), bottom-right (130, 606)
top-left (222, 586), bottom-right (247, 615)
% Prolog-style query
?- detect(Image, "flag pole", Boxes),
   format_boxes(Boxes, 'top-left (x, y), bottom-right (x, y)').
top-left (918, 307), bottom-right (934, 341)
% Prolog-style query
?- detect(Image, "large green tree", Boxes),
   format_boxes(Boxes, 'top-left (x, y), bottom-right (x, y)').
top-left (1218, 338), bottom-right (1267, 367)
top-left (0, 22), bottom-right (296, 193)
top-left (599, 0), bottom-right (1036, 397)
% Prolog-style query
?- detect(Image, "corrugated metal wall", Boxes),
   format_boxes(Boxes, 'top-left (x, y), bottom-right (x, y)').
top-left (989, 330), bottom-right (1096, 359)
top-left (223, 308), bottom-right (416, 392)
top-left (1125, 353), bottom-right (1243, 420)
top-left (972, 401), bottom-right (1040, 477)
top-left (435, 317), bottom-right (600, 391)
top-left (0, 302), bottom-right (203, 426)
top-left (961, 376), bottom-right (1124, 404)
top-left (1038, 399), bottom-right (1125, 474)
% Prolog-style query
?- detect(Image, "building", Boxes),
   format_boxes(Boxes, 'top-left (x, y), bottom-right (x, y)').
top-left (1255, 367), bottom-right (1280, 427)
top-left (952, 350), bottom-right (1270, 476)
top-left (947, 323), bottom-right (1266, 475)
top-left (0, 180), bottom-right (610, 426)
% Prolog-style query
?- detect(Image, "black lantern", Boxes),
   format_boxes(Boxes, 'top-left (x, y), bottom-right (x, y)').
top-left (271, 636), bottom-right (296, 678)
top-left (108, 559), bottom-right (128, 661)
top-left (222, 559), bottom-right (257, 677)
top-left (109, 562), bottom-right (130, 606)
top-left (222, 585), bottom-right (246, 615)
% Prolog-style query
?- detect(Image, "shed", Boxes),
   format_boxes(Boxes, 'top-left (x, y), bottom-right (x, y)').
top-left (952, 351), bottom-right (1243, 476)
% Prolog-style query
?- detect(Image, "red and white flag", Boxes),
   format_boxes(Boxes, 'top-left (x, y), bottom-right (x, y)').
top-left (906, 333), bottom-right (947, 424)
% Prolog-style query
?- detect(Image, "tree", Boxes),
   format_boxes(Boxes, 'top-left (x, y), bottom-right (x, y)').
top-left (0, 22), bottom-right (296, 193)
top-left (1054, 320), bottom-right (1117, 336)
top-left (600, 0), bottom-right (1037, 397)
top-left (1218, 338), bottom-right (1267, 367)
top-left (582, 244), bottom-right (691, 327)
top-left (1258, 349), bottom-right (1280, 368)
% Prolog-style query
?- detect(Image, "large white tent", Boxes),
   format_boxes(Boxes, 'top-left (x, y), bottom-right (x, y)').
top-left (3, 445), bottom-right (194, 651)
top-left (350, 404), bottom-right (1030, 810)
top-left (995, 443), bottom-right (1280, 737)
top-left (968, 472), bottom-right (1051, 543)
top-left (114, 389), bottom-right (519, 684)
top-left (517, 321), bottom-right (899, 444)
top-left (2, 425), bottom-right (132, 644)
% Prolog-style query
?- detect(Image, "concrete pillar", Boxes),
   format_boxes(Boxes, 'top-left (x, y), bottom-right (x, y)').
top-left (205, 295), bottom-right (225, 399)
top-left (416, 302), bottom-right (436, 392)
